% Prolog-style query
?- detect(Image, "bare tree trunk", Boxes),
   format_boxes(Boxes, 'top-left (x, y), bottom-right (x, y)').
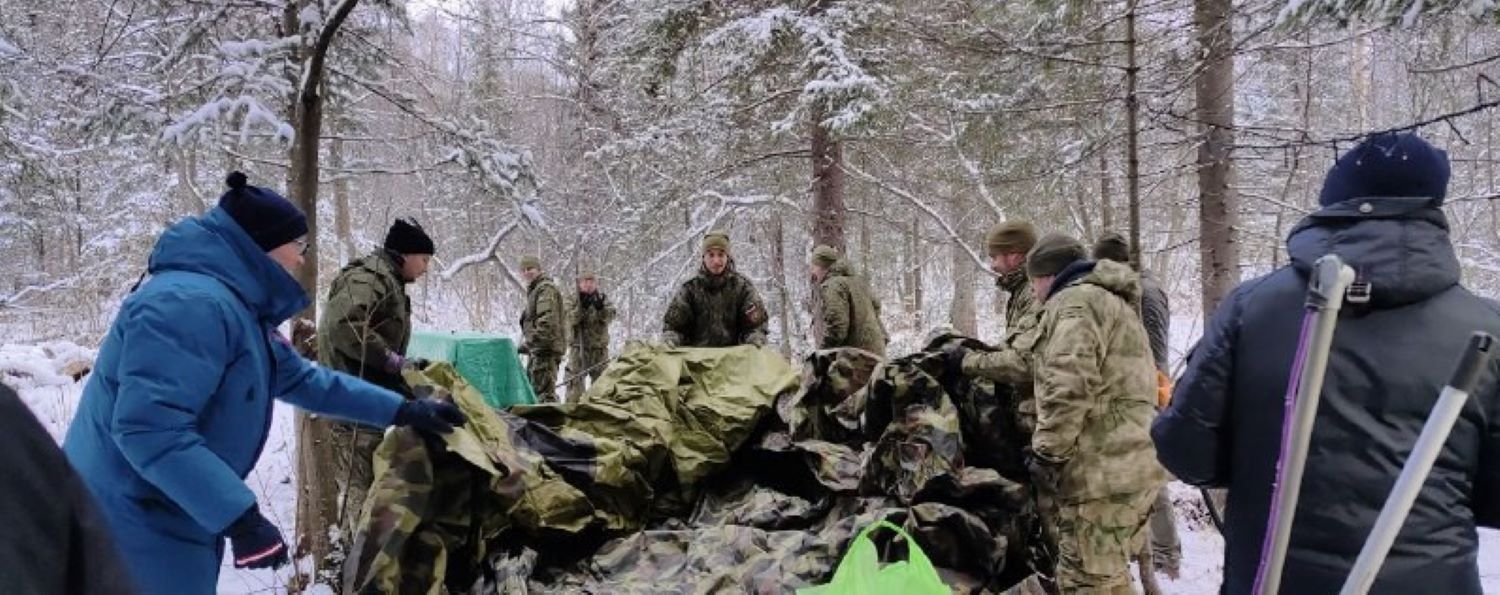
top-left (949, 191), bottom-right (976, 335)
top-left (1194, 0), bottom-right (1240, 319)
top-left (909, 217), bottom-right (923, 329)
top-left (331, 138), bottom-right (354, 264)
top-left (288, 0), bottom-right (362, 590)
top-left (1098, 147), bottom-right (1113, 233)
top-left (1125, 0), bottom-right (1144, 270)
top-left (809, 113), bottom-right (846, 254)
top-left (772, 213), bottom-right (794, 358)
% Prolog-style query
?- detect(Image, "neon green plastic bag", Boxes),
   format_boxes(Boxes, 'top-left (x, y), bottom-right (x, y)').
top-left (798, 520), bottom-right (951, 595)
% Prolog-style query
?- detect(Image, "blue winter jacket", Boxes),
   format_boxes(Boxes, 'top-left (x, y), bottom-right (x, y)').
top-left (62, 207), bottom-right (405, 592)
top-left (1153, 197), bottom-right (1500, 595)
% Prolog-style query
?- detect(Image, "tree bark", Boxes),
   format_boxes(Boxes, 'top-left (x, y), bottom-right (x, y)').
top-left (772, 213), bottom-right (794, 358)
top-left (1125, 0), bottom-right (1144, 271)
top-left (949, 192), bottom-right (976, 335)
top-left (1193, 0), bottom-right (1239, 319)
top-left (287, 1), bottom-right (362, 590)
top-left (809, 111), bottom-right (846, 254)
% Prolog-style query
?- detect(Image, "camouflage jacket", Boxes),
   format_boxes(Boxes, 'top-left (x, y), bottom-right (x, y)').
top-left (317, 250), bottom-right (411, 391)
top-left (522, 275), bottom-right (567, 357)
top-left (571, 291), bottom-right (616, 354)
top-left (817, 260), bottom-right (887, 355)
top-left (1032, 259), bottom-right (1165, 502)
top-left (662, 262), bottom-right (768, 348)
top-left (961, 270), bottom-right (1042, 388)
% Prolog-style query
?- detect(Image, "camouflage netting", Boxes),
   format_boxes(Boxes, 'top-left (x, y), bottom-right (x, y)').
top-left (345, 338), bottom-right (1043, 594)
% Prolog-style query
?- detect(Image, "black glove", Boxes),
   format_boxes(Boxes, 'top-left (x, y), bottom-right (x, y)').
top-left (393, 398), bottom-right (468, 434)
top-left (1025, 451), bottom-right (1063, 490)
top-left (517, 343), bottom-right (531, 356)
top-left (940, 343), bottom-right (969, 378)
top-left (226, 506), bottom-right (289, 569)
top-left (407, 357), bottom-right (433, 370)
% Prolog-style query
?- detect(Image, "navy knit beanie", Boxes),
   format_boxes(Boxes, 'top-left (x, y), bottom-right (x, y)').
top-left (1318, 132), bottom-right (1450, 207)
top-left (218, 172), bottom-right (308, 252)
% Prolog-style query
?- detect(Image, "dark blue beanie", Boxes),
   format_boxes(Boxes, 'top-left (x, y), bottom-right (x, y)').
top-left (1318, 132), bottom-right (1450, 207)
top-left (218, 172), bottom-right (308, 252)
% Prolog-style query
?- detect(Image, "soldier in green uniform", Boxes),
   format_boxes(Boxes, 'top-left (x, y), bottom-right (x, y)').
top-left (316, 217), bottom-right (435, 553)
top-left (945, 221), bottom-right (1043, 436)
top-left (566, 272), bottom-right (616, 400)
top-left (661, 231), bottom-right (768, 348)
top-left (519, 255), bottom-right (567, 402)
top-left (810, 245), bottom-right (887, 356)
top-left (1025, 233), bottom-right (1167, 594)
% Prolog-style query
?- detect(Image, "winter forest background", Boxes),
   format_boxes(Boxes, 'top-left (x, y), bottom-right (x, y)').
top-left (5, 0), bottom-right (1500, 592)
top-left (7, 0), bottom-right (1500, 359)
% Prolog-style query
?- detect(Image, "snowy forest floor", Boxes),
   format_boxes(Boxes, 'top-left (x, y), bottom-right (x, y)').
top-left (8, 350), bottom-right (1499, 594)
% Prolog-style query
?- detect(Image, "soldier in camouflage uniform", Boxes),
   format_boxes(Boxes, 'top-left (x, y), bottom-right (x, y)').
top-left (566, 272), bottom-right (616, 400)
top-left (661, 230), bottom-right (769, 347)
top-left (1026, 233), bottom-right (1167, 594)
top-left (945, 221), bottom-right (1043, 436)
top-left (1092, 232), bottom-right (1181, 580)
top-left (810, 245), bottom-right (888, 356)
top-left (519, 256), bottom-right (567, 402)
top-left (317, 217), bottom-right (435, 558)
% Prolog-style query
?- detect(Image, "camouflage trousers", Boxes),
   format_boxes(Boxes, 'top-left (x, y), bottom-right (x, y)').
top-left (565, 348), bottom-right (608, 401)
top-left (330, 423), bottom-right (386, 548)
top-left (527, 353), bottom-right (561, 403)
top-left (1042, 489), bottom-right (1158, 594)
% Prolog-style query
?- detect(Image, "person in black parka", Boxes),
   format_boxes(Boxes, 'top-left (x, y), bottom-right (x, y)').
top-left (1153, 132), bottom-right (1500, 595)
top-left (0, 383), bottom-right (135, 595)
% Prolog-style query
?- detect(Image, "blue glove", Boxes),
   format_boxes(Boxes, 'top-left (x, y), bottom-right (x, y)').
top-left (226, 506), bottom-right (288, 569)
top-left (393, 398), bottom-right (468, 434)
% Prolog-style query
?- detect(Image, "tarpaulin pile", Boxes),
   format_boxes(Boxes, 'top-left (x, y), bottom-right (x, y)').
top-left (345, 337), bottom-right (1042, 594)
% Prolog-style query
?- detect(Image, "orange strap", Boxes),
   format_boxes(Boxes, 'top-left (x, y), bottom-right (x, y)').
top-left (1156, 369), bottom-right (1173, 409)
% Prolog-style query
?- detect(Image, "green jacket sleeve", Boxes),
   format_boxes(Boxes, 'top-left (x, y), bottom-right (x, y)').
top-left (532, 283), bottom-right (564, 355)
top-left (1032, 304), bottom-right (1103, 464)
top-left (820, 280), bottom-right (850, 349)
top-left (662, 284), bottom-right (692, 346)
top-left (961, 306), bottom-right (1040, 383)
top-left (324, 276), bottom-right (396, 369)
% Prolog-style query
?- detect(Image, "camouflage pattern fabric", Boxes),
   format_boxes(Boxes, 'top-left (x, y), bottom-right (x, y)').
top-left (565, 290), bottom-right (614, 400)
top-left (347, 343), bottom-right (1045, 594)
top-left (521, 275), bottom-right (567, 357)
top-left (525, 354), bottom-right (561, 403)
top-left (961, 268), bottom-right (1043, 437)
top-left (816, 259), bottom-right (888, 355)
top-left (318, 250), bottom-right (412, 393)
top-left (1032, 259), bottom-right (1167, 592)
top-left (661, 261), bottom-right (769, 348)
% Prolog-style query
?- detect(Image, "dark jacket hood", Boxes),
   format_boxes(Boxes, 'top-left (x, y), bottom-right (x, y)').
top-left (1286, 197), bottom-right (1459, 308)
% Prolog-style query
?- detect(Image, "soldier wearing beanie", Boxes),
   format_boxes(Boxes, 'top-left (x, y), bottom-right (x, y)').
top-left (809, 245), bottom-right (887, 355)
top-left (567, 271), bottom-right (616, 400)
top-left (943, 220), bottom-right (1047, 443)
top-left (62, 174), bottom-right (465, 594)
top-left (316, 217), bottom-right (440, 551)
top-left (661, 230), bottom-right (769, 347)
top-left (518, 255), bottom-right (566, 402)
top-left (1024, 231), bottom-right (1166, 593)
top-left (1091, 231), bottom-right (1181, 578)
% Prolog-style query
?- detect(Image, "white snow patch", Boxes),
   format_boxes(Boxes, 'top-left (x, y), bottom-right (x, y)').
top-left (0, 36), bottom-right (20, 58)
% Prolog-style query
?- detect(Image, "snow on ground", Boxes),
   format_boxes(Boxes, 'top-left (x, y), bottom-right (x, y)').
top-left (6, 342), bottom-right (1499, 593)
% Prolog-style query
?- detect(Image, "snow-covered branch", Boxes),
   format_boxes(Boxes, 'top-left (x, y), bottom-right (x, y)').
top-left (440, 220), bottom-right (519, 280)
top-left (843, 160), bottom-right (992, 275)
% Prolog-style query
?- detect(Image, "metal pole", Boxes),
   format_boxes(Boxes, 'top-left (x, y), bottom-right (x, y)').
top-left (1254, 254), bottom-right (1356, 595)
top-left (1339, 332), bottom-right (1495, 595)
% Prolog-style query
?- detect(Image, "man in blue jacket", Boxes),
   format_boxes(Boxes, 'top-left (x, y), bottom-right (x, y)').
top-left (63, 172), bottom-right (467, 594)
top-left (1153, 133), bottom-right (1500, 594)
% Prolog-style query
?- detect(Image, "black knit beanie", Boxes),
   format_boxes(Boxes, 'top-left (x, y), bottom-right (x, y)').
top-left (384, 218), bottom-right (436, 255)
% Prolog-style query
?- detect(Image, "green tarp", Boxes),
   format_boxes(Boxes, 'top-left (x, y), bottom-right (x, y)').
top-left (407, 330), bottom-right (535, 407)
top-left (345, 338), bottom-right (1043, 594)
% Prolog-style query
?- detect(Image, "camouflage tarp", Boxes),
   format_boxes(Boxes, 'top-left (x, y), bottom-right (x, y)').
top-left (346, 338), bottom-right (1043, 594)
